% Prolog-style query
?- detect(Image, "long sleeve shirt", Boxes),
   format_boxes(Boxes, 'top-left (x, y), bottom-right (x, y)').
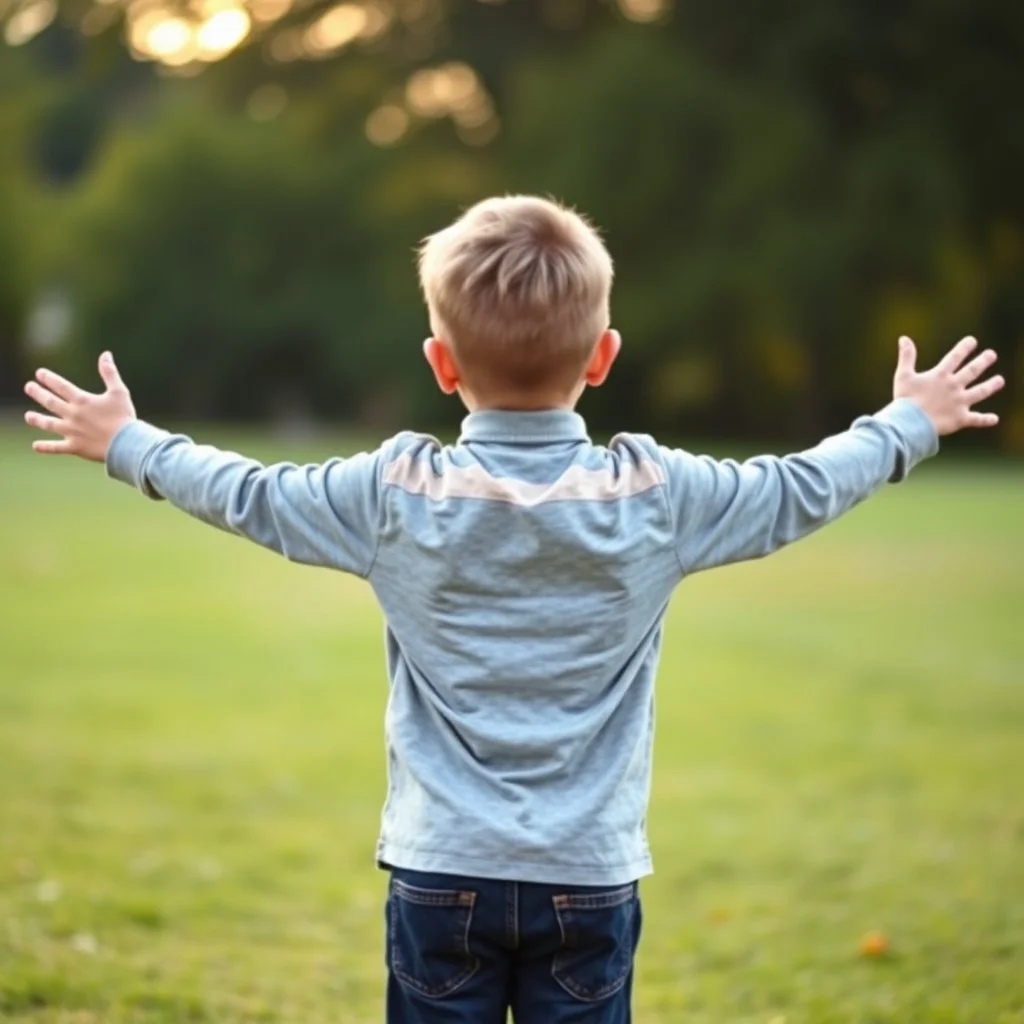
top-left (106, 399), bottom-right (938, 884)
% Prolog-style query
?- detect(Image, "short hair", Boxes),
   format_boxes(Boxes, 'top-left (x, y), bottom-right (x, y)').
top-left (418, 196), bottom-right (614, 395)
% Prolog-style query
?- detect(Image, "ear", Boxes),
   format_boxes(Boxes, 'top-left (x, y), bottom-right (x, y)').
top-left (423, 337), bottom-right (461, 395)
top-left (583, 329), bottom-right (622, 388)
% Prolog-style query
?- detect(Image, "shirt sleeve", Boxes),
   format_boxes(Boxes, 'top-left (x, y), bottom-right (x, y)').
top-left (105, 420), bottom-right (388, 577)
top-left (659, 398), bottom-right (940, 576)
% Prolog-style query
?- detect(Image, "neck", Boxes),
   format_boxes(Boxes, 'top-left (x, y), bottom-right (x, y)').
top-left (460, 385), bottom-right (583, 413)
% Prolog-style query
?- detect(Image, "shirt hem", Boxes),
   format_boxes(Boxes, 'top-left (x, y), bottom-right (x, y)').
top-left (376, 841), bottom-right (653, 886)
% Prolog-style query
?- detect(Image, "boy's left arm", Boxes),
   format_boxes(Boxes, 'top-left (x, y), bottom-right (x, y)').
top-left (25, 353), bottom-right (387, 576)
top-left (654, 335), bottom-right (1004, 576)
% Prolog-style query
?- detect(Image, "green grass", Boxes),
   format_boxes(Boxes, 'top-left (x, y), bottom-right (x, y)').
top-left (1, 424), bottom-right (1022, 1023)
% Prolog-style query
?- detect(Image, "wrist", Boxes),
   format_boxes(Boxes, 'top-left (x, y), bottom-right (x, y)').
top-left (101, 415), bottom-right (137, 460)
top-left (893, 393), bottom-right (938, 433)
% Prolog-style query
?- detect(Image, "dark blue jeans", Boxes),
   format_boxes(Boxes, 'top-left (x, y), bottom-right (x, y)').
top-left (385, 868), bottom-right (642, 1024)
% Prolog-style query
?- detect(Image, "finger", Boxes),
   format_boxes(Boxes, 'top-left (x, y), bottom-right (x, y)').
top-left (97, 351), bottom-right (126, 392)
top-left (955, 348), bottom-right (997, 385)
top-left (938, 335), bottom-right (978, 374)
top-left (32, 439), bottom-right (75, 455)
top-left (964, 411), bottom-right (999, 429)
top-left (964, 375), bottom-right (1005, 404)
top-left (24, 380), bottom-right (71, 416)
top-left (24, 410), bottom-right (68, 434)
top-left (896, 336), bottom-right (917, 375)
top-left (35, 368), bottom-right (87, 404)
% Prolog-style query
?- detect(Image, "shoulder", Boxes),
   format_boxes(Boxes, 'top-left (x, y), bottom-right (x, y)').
top-left (607, 431), bottom-right (661, 459)
top-left (374, 431), bottom-right (445, 492)
top-left (606, 432), bottom-right (669, 478)
top-left (380, 430), bottom-right (443, 462)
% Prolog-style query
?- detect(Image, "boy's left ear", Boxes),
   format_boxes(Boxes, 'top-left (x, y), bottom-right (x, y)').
top-left (584, 329), bottom-right (622, 388)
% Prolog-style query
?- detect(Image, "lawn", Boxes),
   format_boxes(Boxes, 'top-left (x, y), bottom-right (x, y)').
top-left (1, 423), bottom-right (1022, 1023)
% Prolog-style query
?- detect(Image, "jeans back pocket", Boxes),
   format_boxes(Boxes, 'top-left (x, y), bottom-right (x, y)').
top-left (551, 883), bottom-right (639, 1002)
top-left (388, 877), bottom-right (480, 998)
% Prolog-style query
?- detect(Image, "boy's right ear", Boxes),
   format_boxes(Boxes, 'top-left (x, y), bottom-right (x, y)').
top-left (423, 338), bottom-right (461, 395)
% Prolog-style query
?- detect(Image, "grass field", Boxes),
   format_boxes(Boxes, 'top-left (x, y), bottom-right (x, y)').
top-left (1, 424), bottom-right (1023, 1023)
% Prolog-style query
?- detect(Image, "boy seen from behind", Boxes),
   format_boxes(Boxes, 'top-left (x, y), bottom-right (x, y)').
top-left (24, 196), bottom-right (1004, 1024)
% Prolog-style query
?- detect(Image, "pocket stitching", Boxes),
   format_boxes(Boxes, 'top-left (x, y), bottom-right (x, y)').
top-left (550, 887), bottom-right (636, 1003)
top-left (392, 879), bottom-right (475, 908)
top-left (552, 883), bottom-right (636, 912)
top-left (390, 885), bottom-right (480, 999)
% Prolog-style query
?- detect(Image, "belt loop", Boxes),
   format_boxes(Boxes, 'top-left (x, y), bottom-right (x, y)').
top-left (506, 880), bottom-right (519, 950)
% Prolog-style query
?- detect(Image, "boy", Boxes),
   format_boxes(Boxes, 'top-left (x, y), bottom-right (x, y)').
top-left (25, 196), bottom-right (1003, 1024)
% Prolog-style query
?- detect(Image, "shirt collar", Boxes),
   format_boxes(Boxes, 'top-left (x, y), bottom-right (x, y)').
top-left (459, 409), bottom-right (590, 444)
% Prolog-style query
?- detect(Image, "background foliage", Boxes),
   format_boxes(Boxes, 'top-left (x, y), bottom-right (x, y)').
top-left (1, 0), bottom-right (1022, 442)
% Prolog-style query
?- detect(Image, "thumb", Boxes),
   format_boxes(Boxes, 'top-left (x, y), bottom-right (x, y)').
top-left (896, 335), bottom-right (917, 376)
top-left (98, 351), bottom-right (126, 391)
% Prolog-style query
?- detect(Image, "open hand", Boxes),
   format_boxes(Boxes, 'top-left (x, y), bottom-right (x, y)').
top-left (24, 352), bottom-right (136, 462)
top-left (894, 336), bottom-right (1004, 436)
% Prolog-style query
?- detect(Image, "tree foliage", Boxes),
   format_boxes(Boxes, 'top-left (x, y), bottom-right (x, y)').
top-left (1, 0), bottom-right (1021, 443)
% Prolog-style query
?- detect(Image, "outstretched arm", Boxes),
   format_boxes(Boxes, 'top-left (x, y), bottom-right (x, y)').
top-left (24, 353), bottom-right (384, 576)
top-left (662, 336), bottom-right (1004, 576)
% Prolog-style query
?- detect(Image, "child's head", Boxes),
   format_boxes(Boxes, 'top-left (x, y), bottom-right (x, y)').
top-left (418, 195), bottom-right (620, 410)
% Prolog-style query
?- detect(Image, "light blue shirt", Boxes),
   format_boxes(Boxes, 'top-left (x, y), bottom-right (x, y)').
top-left (106, 399), bottom-right (938, 885)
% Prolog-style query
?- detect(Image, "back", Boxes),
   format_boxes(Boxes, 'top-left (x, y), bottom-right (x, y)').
top-left (370, 409), bottom-right (681, 886)
top-left (105, 397), bottom-right (936, 885)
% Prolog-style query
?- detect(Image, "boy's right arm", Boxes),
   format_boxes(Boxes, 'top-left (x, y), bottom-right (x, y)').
top-left (24, 353), bottom-right (390, 577)
top-left (661, 335), bottom-right (1004, 576)
top-left (104, 421), bottom-right (386, 576)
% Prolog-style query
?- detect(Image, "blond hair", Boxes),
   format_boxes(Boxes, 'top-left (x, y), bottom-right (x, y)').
top-left (418, 196), bottom-right (614, 396)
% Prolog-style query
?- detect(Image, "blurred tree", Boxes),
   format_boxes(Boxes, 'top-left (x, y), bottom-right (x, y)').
top-left (496, 7), bottom-right (1022, 439)
top-left (59, 110), bottom-right (371, 420)
top-left (0, 174), bottom-right (29, 406)
top-left (58, 103), bottom-right (494, 422)
top-left (0, 47), bottom-right (40, 404)
top-left (2, 0), bottom-right (1020, 442)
